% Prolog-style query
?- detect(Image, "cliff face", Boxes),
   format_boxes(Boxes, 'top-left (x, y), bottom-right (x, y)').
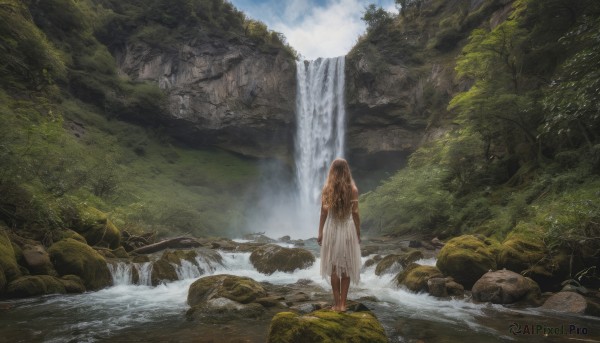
top-left (115, 37), bottom-right (297, 159)
top-left (345, 55), bottom-right (456, 180)
top-left (345, 0), bottom-right (512, 184)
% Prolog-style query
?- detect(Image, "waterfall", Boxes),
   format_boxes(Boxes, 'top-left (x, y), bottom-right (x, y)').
top-left (109, 262), bottom-right (153, 286)
top-left (134, 262), bottom-right (153, 286)
top-left (295, 56), bottom-right (346, 230)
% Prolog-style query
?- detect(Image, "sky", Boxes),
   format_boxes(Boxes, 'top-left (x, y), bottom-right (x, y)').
top-left (228, 0), bottom-right (398, 60)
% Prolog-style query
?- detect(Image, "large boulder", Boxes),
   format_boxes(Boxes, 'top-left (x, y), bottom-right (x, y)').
top-left (150, 258), bottom-right (178, 286)
top-left (267, 304), bottom-right (388, 343)
top-left (497, 229), bottom-right (546, 273)
top-left (250, 244), bottom-right (315, 274)
top-left (186, 274), bottom-right (267, 323)
top-left (59, 275), bottom-right (86, 293)
top-left (472, 270), bottom-right (541, 304)
top-left (22, 244), bottom-right (56, 276)
top-left (48, 238), bottom-right (112, 290)
top-left (375, 250), bottom-right (423, 276)
top-left (541, 292), bottom-right (600, 317)
top-left (72, 205), bottom-right (121, 249)
top-left (436, 235), bottom-right (498, 289)
top-left (395, 263), bottom-right (443, 293)
top-left (427, 277), bottom-right (465, 297)
top-left (0, 229), bottom-right (21, 284)
top-left (6, 275), bottom-right (66, 297)
top-left (188, 274), bottom-right (267, 306)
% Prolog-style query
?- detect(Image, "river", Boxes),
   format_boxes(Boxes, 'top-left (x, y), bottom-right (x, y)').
top-left (2, 240), bottom-right (599, 342)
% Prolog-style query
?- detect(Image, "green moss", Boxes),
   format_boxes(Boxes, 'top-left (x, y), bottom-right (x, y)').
top-left (267, 308), bottom-right (387, 343)
top-left (0, 229), bottom-right (21, 282)
top-left (111, 246), bottom-right (129, 258)
top-left (395, 263), bottom-right (443, 293)
top-left (497, 223), bottom-right (546, 272)
top-left (6, 275), bottom-right (66, 298)
top-left (53, 229), bottom-right (87, 244)
top-left (161, 250), bottom-right (197, 266)
top-left (187, 274), bottom-right (266, 307)
top-left (436, 235), bottom-right (497, 289)
top-left (60, 274), bottom-right (85, 293)
top-left (73, 204), bottom-right (121, 249)
top-left (47, 238), bottom-right (111, 290)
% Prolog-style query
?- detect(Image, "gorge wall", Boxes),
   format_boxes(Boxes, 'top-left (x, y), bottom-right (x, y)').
top-left (110, 0), bottom-right (513, 184)
top-left (114, 36), bottom-right (297, 159)
top-left (344, 0), bottom-right (514, 185)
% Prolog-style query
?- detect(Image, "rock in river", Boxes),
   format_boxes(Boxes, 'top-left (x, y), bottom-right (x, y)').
top-left (472, 269), bottom-right (541, 304)
top-left (267, 303), bottom-right (387, 343)
top-left (48, 238), bottom-right (111, 291)
top-left (436, 235), bottom-right (498, 289)
top-left (250, 244), bottom-right (315, 275)
top-left (186, 274), bottom-right (267, 323)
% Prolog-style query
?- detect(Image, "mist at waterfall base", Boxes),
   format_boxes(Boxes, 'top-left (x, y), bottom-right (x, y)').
top-left (245, 57), bottom-right (347, 240)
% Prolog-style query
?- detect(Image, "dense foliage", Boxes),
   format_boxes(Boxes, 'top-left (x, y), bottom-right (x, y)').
top-left (360, 0), bottom-right (600, 277)
top-left (0, 0), bottom-right (276, 239)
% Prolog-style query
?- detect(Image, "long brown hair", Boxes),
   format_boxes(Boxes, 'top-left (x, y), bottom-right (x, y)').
top-left (321, 158), bottom-right (355, 220)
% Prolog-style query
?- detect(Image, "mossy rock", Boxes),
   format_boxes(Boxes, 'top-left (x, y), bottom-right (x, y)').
top-left (112, 246), bottom-right (129, 258)
top-left (48, 238), bottom-right (112, 290)
top-left (436, 235), bottom-right (498, 289)
top-left (497, 232), bottom-right (546, 273)
top-left (6, 275), bottom-right (66, 298)
top-left (375, 250), bottom-right (424, 276)
top-left (395, 263), bottom-right (443, 293)
top-left (250, 244), bottom-right (315, 274)
top-left (73, 205), bottom-right (121, 249)
top-left (188, 274), bottom-right (267, 307)
top-left (0, 229), bottom-right (21, 282)
top-left (267, 305), bottom-right (388, 343)
top-left (161, 250), bottom-right (197, 266)
top-left (150, 258), bottom-right (178, 286)
top-left (60, 275), bottom-right (85, 293)
top-left (52, 229), bottom-right (87, 244)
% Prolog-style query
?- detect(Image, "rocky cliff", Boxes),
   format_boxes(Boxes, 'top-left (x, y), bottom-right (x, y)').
top-left (115, 36), bottom-right (296, 159)
top-left (345, 0), bottom-right (513, 183)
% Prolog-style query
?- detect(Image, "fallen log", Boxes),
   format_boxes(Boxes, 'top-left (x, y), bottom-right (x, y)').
top-left (131, 236), bottom-right (202, 254)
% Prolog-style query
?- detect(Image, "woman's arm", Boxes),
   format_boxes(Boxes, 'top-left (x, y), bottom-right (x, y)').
top-left (317, 203), bottom-right (328, 246)
top-left (351, 187), bottom-right (360, 243)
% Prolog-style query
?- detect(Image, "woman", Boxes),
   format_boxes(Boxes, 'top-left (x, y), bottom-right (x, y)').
top-left (317, 158), bottom-right (361, 312)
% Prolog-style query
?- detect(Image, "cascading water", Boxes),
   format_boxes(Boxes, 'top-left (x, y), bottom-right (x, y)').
top-left (295, 57), bottom-right (346, 235)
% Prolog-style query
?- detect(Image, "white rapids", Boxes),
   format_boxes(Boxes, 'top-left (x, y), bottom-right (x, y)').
top-left (5, 248), bottom-right (599, 343)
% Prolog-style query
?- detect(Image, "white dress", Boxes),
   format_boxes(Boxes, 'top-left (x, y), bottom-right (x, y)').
top-left (320, 211), bottom-right (361, 285)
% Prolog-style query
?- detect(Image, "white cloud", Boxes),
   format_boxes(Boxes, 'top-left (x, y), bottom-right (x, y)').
top-left (229, 0), bottom-right (397, 60)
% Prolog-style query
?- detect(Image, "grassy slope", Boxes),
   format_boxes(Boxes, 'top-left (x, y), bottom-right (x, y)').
top-left (357, 0), bottom-right (600, 262)
top-left (0, 0), bottom-right (278, 239)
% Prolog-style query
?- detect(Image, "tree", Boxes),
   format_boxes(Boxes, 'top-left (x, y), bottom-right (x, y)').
top-left (395, 0), bottom-right (422, 17)
top-left (542, 16), bottom-right (600, 149)
top-left (450, 20), bottom-right (541, 162)
top-left (361, 4), bottom-right (392, 32)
